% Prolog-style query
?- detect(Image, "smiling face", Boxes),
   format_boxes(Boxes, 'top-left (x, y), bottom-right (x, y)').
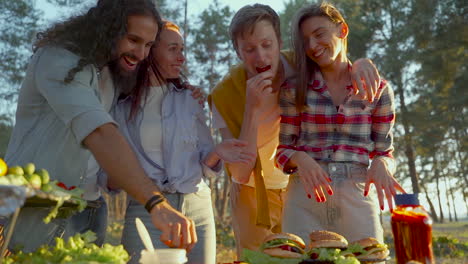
top-left (236, 19), bottom-right (282, 78)
top-left (114, 14), bottom-right (158, 75)
top-left (153, 28), bottom-right (185, 79)
top-left (301, 16), bottom-right (347, 69)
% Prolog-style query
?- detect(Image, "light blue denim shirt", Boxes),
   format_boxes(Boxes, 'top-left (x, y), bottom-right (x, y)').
top-left (5, 46), bottom-right (116, 252)
top-left (108, 83), bottom-right (222, 194)
top-left (6, 46), bottom-right (115, 189)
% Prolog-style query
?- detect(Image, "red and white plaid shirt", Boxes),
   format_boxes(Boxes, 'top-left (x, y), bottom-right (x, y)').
top-left (275, 69), bottom-right (396, 172)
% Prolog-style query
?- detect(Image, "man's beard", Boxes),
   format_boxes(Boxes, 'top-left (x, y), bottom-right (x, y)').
top-left (107, 57), bottom-right (140, 95)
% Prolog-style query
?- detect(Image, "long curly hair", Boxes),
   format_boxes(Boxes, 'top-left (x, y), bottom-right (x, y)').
top-left (34, 0), bottom-right (163, 84)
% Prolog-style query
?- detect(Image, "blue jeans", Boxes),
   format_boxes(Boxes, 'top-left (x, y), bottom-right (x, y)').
top-left (63, 196), bottom-right (108, 246)
top-left (121, 182), bottom-right (216, 264)
top-left (8, 196), bottom-right (107, 252)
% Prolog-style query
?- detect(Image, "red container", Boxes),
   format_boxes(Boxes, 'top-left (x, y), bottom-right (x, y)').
top-left (391, 194), bottom-right (434, 264)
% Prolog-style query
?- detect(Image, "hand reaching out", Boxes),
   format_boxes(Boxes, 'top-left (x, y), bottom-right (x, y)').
top-left (185, 82), bottom-right (206, 106)
top-left (364, 158), bottom-right (406, 211)
top-left (293, 152), bottom-right (334, 202)
top-left (351, 58), bottom-right (381, 102)
top-left (150, 201), bottom-right (197, 252)
top-left (214, 139), bottom-right (256, 164)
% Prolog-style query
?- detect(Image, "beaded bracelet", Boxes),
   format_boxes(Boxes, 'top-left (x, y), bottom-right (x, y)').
top-left (144, 194), bottom-right (166, 213)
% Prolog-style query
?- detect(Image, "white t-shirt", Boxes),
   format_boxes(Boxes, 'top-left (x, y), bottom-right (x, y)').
top-left (139, 85), bottom-right (166, 167)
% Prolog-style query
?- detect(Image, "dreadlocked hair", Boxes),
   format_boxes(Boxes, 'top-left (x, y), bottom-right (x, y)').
top-left (33, 0), bottom-right (163, 84)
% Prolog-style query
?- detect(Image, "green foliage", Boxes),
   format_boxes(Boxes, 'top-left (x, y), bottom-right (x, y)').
top-left (215, 222), bottom-right (235, 248)
top-left (190, 0), bottom-right (235, 90)
top-left (0, 114), bottom-right (13, 157)
top-left (0, 0), bottom-right (41, 94)
top-left (433, 236), bottom-right (468, 258)
top-left (278, 0), bottom-right (309, 50)
top-left (155, 0), bottom-right (184, 26)
top-left (4, 231), bottom-right (129, 263)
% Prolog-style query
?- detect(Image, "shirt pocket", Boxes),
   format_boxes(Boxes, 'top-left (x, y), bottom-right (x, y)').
top-left (339, 102), bottom-right (372, 138)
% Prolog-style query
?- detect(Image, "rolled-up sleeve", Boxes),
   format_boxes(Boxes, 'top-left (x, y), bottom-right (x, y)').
top-left (275, 81), bottom-right (301, 172)
top-left (370, 81), bottom-right (396, 173)
top-left (370, 81), bottom-right (395, 159)
top-left (196, 104), bottom-right (223, 178)
top-left (34, 47), bottom-right (116, 145)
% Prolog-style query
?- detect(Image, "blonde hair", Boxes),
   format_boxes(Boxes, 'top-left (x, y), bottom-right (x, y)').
top-left (291, 2), bottom-right (348, 112)
top-left (163, 20), bottom-right (181, 33)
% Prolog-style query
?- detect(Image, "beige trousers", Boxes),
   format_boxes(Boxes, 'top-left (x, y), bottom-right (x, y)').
top-left (230, 182), bottom-right (285, 258)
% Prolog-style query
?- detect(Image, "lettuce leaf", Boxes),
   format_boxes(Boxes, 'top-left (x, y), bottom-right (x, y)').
top-left (242, 248), bottom-right (306, 264)
top-left (307, 248), bottom-right (360, 264)
top-left (261, 238), bottom-right (302, 249)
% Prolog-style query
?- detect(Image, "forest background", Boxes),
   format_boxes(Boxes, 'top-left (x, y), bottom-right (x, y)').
top-left (0, 0), bottom-right (466, 262)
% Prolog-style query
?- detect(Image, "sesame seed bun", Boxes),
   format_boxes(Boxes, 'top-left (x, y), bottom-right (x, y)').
top-left (350, 237), bottom-right (381, 248)
top-left (308, 230), bottom-right (348, 249)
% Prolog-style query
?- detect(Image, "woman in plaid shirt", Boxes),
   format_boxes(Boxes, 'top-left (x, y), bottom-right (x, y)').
top-left (275, 2), bottom-right (405, 243)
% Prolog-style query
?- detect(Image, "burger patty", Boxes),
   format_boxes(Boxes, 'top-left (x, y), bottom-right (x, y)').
top-left (278, 245), bottom-right (303, 253)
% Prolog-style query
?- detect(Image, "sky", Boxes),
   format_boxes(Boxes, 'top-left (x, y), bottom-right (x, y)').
top-left (36, 0), bottom-right (288, 23)
top-left (33, 0), bottom-right (467, 219)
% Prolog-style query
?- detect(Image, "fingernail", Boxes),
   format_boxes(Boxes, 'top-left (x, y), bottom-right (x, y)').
top-left (364, 190), bottom-right (368, 197)
top-left (328, 177), bottom-right (333, 182)
top-left (307, 194), bottom-right (312, 199)
top-left (380, 205), bottom-right (384, 211)
top-left (316, 196), bottom-right (321, 202)
top-left (390, 208), bottom-right (393, 214)
top-left (327, 189), bottom-right (333, 195)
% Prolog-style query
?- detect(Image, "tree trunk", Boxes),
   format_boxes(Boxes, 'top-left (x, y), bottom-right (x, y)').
top-left (396, 80), bottom-right (420, 194)
top-left (421, 183), bottom-right (438, 222)
top-left (220, 173), bottom-right (231, 224)
top-left (464, 192), bottom-right (468, 219)
top-left (434, 156), bottom-right (444, 223)
top-left (443, 175), bottom-right (453, 222)
top-left (449, 188), bottom-right (458, 222)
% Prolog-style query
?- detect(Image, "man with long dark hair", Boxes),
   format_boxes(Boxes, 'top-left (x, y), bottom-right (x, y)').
top-left (5, 0), bottom-right (197, 253)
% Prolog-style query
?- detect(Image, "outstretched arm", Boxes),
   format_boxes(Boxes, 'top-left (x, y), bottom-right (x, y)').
top-left (202, 139), bottom-right (256, 169)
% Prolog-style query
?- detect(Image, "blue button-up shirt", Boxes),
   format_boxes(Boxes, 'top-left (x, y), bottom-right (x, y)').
top-left (109, 84), bottom-right (221, 194)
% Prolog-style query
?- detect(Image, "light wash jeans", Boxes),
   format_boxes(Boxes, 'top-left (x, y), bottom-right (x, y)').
top-left (282, 162), bottom-right (384, 244)
top-left (121, 182), bottom-right (216, 264)
top-left (7, 196), bottom-right (107, 252)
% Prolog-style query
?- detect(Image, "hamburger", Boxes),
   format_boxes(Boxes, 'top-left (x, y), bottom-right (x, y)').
top-left (348, 237), bottom-right (389, 261)
top-left (306, 231), bottom-right (359, 264)
top-left (308, 230), bottom-right (348, 249)
top-left (261, 233), bottom-right (306, 258)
